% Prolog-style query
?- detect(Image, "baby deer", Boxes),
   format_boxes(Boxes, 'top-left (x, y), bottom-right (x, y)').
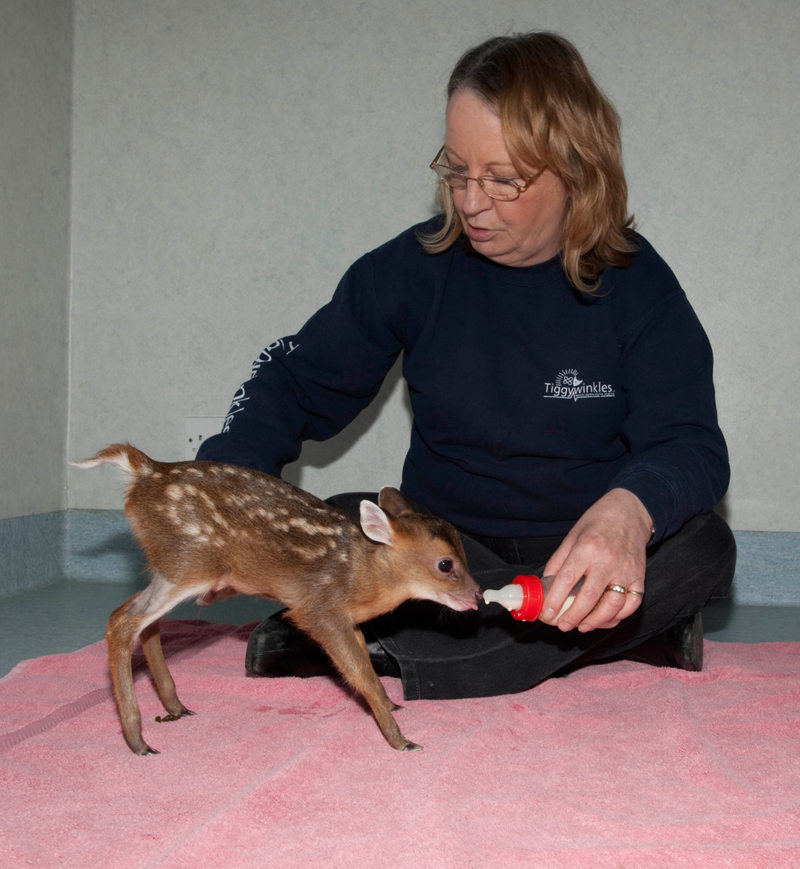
top-left (74, 444), bottom-right (480, 754)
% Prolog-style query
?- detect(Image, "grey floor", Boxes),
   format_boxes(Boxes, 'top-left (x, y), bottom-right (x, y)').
top-left (1, 579), bottom-right (799, 678)
top-left (0, 580), bottom-right (282, 679)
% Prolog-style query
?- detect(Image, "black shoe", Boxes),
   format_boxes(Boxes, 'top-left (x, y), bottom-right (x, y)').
top-left (622, 612), bottom-right (704, 672)
top-left (362, 623), bottom-right (402, 678)
top-left (245, 612), bottom-right (335, 678)
top-left (245, 612), bottom-right (401, 679)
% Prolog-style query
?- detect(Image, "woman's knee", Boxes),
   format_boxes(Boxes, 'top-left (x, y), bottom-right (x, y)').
top-left (648, 510), bottom-right (737, 605)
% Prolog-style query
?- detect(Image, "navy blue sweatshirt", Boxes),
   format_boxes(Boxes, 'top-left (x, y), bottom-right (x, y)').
top-left (197, 218), bottom-right (729, 543)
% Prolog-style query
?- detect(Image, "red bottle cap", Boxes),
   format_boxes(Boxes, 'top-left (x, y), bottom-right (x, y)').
top-left (511, 575), bottom-right (544, 621)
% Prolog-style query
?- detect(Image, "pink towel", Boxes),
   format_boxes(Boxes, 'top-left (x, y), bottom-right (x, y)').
top-left (1, 619), bottom-right (799, 868)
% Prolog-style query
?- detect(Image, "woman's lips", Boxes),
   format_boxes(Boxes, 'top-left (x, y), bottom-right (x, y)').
top-left (465, 224), bottom-right (497, 243)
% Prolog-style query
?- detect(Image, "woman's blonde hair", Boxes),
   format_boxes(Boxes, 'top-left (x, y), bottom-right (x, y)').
top-left (420, 32), bottom-right (637, 292)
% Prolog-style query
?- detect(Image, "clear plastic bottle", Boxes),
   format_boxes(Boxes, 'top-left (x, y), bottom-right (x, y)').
top-left (483, 574), bottom-right (585, 623)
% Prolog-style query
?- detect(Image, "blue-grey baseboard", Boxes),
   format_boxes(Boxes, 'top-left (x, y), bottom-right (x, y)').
top-left (728, 530), bottom-right (800, 605)
top-left (1, 510), bottom-right (799, 605)
top-left (62, 510), bottom-right (147, 584)
top-left (0, 511), bottom-right (65, 596)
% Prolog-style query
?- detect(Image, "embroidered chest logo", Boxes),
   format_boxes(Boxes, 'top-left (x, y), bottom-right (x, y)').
top-left (543, 369), bottom-right (616, 402)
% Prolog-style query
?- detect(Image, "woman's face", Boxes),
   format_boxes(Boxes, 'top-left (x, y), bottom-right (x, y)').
top-left (445, 89), bottom-right (570, 268)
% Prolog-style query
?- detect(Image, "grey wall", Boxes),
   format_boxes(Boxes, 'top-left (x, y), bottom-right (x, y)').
top-left (0, 0), bottom-right (72, 521)
top-left (3, 0), bottom-right (799, 536)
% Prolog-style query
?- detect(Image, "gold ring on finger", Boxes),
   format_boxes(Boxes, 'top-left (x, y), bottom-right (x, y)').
top-left (604, 584), bottom-right (627, 595)
top-left (626, 589), bottom-right (644, 598)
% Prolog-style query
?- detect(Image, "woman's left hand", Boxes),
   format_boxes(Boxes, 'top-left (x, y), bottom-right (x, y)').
top-left (540, 488), bottom-right (652, 632)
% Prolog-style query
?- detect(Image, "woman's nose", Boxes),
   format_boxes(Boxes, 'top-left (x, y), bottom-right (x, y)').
top-left (459, 178), bottom-right (494, 216)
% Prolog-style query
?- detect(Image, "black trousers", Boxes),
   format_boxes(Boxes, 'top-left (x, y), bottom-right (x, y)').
top-left (325, 493), bottom-right (737, 701)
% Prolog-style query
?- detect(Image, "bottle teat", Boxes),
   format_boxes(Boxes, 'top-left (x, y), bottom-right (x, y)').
top-left (482, 575), bottom-right (546, 621)
top-left (482, 574), bottom-right (584, 623)
top-left (482, 584), bottom-right (525, 611)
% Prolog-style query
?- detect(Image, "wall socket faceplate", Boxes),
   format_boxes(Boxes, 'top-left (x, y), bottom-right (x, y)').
top-left (184, 418), bottom-right (224, 460)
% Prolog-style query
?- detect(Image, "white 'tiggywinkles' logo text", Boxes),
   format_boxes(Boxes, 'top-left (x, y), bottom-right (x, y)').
top-left (222, 338), bottom-right (300, 432)
top-left (543, 369), bottom-right (615, 402)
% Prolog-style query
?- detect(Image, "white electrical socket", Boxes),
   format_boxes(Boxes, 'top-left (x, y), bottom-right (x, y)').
top-left (184, 418), bottom-right (225, 460)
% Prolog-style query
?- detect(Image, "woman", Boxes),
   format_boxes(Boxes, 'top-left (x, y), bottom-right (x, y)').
top-left (198, 32), bottom-right (736, 699)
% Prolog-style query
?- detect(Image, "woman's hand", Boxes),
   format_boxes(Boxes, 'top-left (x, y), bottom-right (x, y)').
top-left (540, 488), bottom-right (652, 632)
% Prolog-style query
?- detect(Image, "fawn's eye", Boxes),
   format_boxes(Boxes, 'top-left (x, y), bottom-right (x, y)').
top-left (437, 559), bottom-right (454, 574)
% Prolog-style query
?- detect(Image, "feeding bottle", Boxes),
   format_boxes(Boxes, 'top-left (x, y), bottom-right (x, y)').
top-left (483, 575), bottom-right (584, 623)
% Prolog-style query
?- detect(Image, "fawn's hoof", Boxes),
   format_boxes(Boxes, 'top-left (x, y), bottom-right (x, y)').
top-left (155, 707), bottom-right (195, 723)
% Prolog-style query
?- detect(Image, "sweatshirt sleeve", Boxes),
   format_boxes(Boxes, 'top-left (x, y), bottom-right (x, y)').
top-left (196, 253), bottom-right (404, 477)
top-left (607, 283), bottom-right (730, 543)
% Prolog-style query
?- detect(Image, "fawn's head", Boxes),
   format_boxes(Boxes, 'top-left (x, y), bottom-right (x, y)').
top-left (359, 487), bottom-right (480, 612)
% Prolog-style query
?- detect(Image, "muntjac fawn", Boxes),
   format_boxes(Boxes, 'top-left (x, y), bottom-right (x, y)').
top-left (74, 444), bottom-right (480, 754)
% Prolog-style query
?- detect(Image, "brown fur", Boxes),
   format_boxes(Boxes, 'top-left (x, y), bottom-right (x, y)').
top-left (74, 444), bottom-right (480, 754)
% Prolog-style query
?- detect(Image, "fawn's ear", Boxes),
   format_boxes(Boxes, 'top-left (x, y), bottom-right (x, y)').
top-left (359, 500), bottom-right (395, 546)
top-left (377, 486), bottom-right (413, 518)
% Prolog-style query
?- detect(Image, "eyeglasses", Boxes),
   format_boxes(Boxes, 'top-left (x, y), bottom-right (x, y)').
top-left (429, 145), bottom-right (544, 201)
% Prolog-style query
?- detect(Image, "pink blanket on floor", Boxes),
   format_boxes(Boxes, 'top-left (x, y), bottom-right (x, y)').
top-left (1, 619), bottom-right (799, 868)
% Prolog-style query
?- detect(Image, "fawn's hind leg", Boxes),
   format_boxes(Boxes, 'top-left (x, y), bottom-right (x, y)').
top-left (107, 572), bottom-right (204, 755)
top-left (139, 619), bottom-right (195, 723)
